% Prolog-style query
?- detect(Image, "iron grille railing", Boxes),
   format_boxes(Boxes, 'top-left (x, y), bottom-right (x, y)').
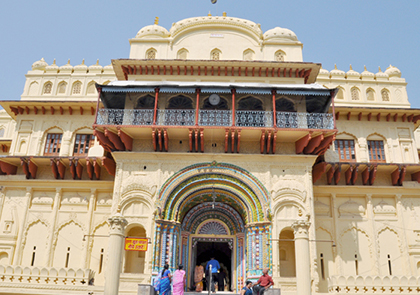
top-left (276, 112), bottom-right (334, 129)
top-left (158, 109), bottom-right (195, 126)
top-left (97, 109), bottom-right (334, 129)
top-left (236, 110), bottom-right (273, 127)
top-left (199, 110), bottom-right (232, 126)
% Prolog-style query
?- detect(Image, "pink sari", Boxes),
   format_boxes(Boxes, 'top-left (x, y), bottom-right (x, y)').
top-left (172, 269), bottom-right (186, 295)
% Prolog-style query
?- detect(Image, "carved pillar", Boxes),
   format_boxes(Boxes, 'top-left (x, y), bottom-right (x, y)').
top-left (104, 213), bottom-right (128, 295)
top-left (366, 194), bottom-right (379, 275)
top-left (82, 189), bottom-right (97, 268)
top-left (46, 188), bottom-right (62, 266)
top-left (236, 232), bottom-right (246, 291)
top-left (14, 187), bottom-right (32, 265)
top-left (246, 223), bottom-right (271, 278)
top-left (292, 219), bottom-right (311, 295)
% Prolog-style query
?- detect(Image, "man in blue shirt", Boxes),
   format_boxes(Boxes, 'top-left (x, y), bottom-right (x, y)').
top-left (206, 257), bottom-right (220, 293)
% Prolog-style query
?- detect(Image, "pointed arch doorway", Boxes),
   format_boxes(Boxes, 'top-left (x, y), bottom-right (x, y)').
top-left (152, 162), bottom-right (272, 292)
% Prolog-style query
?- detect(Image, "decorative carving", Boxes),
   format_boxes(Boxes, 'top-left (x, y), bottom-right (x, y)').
top-left (198, 221), bottom-right (228, 235)
top-left (338, 198), bottom-right (365, 218)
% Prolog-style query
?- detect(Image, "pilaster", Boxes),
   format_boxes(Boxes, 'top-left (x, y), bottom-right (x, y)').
top-left (366, 194), bottom-right (380, 275)
top-left (46, 187), bottom-right (62, 266)
top-left (82, 188), bottom-right (97, 268)
top-left (14, 187), bottom-right (32, 265)
top-left (395, 194), bottom-right (412, 274)
top-left (104, 213), bottom-right (128, 295)
top-left (292, 218), bottom-right (311, 295)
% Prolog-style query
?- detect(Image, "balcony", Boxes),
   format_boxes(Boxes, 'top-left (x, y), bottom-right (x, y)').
top-left (96, 108), bottom-right (334, 129)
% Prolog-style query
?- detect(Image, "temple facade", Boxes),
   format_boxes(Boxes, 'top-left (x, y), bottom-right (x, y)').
top-left (0, 13), bottom-right (419, 295)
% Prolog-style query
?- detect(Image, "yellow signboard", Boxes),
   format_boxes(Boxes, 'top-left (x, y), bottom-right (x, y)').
top-left (124, 238), bottom-right (148, 252)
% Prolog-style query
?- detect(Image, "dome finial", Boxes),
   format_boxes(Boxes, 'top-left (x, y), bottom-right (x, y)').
top-left (223, 11), bottom-right (227, 17)
top-left (53, 59), bottom-right (56, 65)
top-left (96, 59), bottom-right (99, 65)
top-left (208, 11), bottom-right (212, 16)
top-left (334, 64), bottom-right (337, 70)
top-left (154, 17), bottom-right (159, 25)
top-left (364, 65), bottom-right (367, 71)
top-left (67, 59), bottom-right (71, 65)
top-left (349, 64), bottom-right (353, 70)
top-left (378, 66), bottom-right (382, 72)
top-left (82, 59), bottom-right (85, 65)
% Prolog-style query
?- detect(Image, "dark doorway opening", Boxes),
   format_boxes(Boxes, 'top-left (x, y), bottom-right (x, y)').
top-left (194, 241), bottom-right (232, 291)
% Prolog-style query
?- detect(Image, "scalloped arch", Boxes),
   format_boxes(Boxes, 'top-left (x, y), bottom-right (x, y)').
top-left (336, 131), bottom-right (358, 141)
top-left (22, 219), bottom-right (50, 246)
top-left (339, 226), bottom-right (373, 259)
top-left (366, 132), bottom-right (387, 141)
top-left (159, 162), bottom-right (269, 223)
top-left (376, 226), bottom-right (402, 255)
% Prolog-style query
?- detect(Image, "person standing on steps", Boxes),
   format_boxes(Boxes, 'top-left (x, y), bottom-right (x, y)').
top-left (206, 257), bottom-right (220, 293)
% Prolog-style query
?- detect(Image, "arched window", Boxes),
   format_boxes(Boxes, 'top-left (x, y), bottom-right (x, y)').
top-left (351, 87), bottom-right (360, 101)
top-left (279, 229), bottom-right (296, 277)
top-left (43, 82), bottom-right (52, 94)
top-left (72, 82), bottom-right (82, 95)
top-left (381, 89), bottom-right (390, 101)
top-left (57, 82), bottom-right (67, 94)
top-left (73, 133), bottom-right (95, 156)
top-left (336, 88), bottom-right (344, 100)
top-left (44, 133), bottom-right (63, 156)
top-left (275, 50), bottom-right (286, 61)
top-left (124, 226), bottom-right (147, 273)
top-left (366, 89), bottom-right (375, 101)
top-left (146, 48), bottom-right (156, 59)
top-left (177, 49), bottom-right (188, 60)
top-left (275, 98), bottom-right (296, 112)
top-left (135, 94), bottom-right (155, 109)
top-left (28, 81), bottom-right (39, 96)
top-left (210, 49), bottom-right (221, 60)
top-left (238, 96), bottom-right (263, 110)
top-left (168, 95), bottom-right (193, 109)
top-left (243, 49), bottom-right (254, 61)
top-left (87, 82), bottom-right (96, 94)
top-left (367, 138), bottom-right (386, 163)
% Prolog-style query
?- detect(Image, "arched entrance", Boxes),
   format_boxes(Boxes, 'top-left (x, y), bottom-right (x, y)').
top-left (152, 162), bottom-right (272, 292)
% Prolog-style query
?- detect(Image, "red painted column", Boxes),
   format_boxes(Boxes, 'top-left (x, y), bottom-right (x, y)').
top-left (331, 90), bottom-right (337, 129)
top-left (272, 90), bottom-right (277, 128)
top-left (195, 88), bottom-right (200, 126)
top-left (231, 89), bottom-right (236, 126)
top-left (153, 87), bottom-right (160, 125)
top-left (94, 87), bottom-right (102, 125)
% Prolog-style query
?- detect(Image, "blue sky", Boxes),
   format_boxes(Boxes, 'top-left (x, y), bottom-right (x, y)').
top-left (1, 1), bottom-right (419, 107)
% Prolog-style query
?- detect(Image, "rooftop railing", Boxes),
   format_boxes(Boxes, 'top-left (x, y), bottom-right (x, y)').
top-left (97, 109), bottom-right (334, 129)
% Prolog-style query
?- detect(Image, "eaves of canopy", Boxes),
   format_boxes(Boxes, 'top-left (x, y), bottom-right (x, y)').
top-left (111, 59), bottom-right (321, 84)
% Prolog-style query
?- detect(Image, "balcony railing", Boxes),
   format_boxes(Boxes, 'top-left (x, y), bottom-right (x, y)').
top-left (97, 109), bottom-right (334, 129)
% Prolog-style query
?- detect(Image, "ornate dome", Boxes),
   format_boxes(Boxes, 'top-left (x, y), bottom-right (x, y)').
top-left (346, 65), bottom-right (360, 79)
top-left (318, 67), bottom-right (330, 78)
top-left (59, 59), bottom-right (73, 72)
top-left (73, 60), bottom-right (88, 72)
top-left (32, 58), bottom-right (48, 71)
top-left (88, 60), bottom-right (103, 73)
top-left (375, 66), bottom-right (389, 80)
top-left (135, 24), bottom-right (170, 38)
top-left (330, 64), bottom-right (345, 78)
top-left (103, 64), bottom-right (114, 74)
top-left (263, 27), bottom-right (298, 42)
top-left (45, 59), bottom-right (59, 73)
top-left (169, 15), bottom-right (263, 40)
top-left (361, 66), bottom-right (375, 80)
top-left (385, 65), bottom-right (401, 78)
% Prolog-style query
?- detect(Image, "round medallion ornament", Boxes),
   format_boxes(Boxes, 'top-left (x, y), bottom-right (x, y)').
top-left (209, 94), bottom-right (220, 106)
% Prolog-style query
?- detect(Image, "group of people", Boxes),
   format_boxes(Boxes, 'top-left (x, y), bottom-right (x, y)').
top-left (154, 259), bottom-right (273, 295)
top-left (154, 264), bottom-right (186, 295)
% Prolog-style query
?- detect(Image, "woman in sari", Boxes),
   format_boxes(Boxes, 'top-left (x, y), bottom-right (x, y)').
top-left (172, 264), bottom-right (186, 295)
top-left (159, 264), bottom-right (172, 295)
top-left (194, 264), bottom-right (204, 291)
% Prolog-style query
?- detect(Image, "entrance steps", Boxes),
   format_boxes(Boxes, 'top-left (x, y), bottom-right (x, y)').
top-left (185, 292), bottom-right (239, 295)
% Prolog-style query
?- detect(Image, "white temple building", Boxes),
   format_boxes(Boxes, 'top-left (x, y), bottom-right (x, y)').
top-left (0, 13), bottom-right (419, 295)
